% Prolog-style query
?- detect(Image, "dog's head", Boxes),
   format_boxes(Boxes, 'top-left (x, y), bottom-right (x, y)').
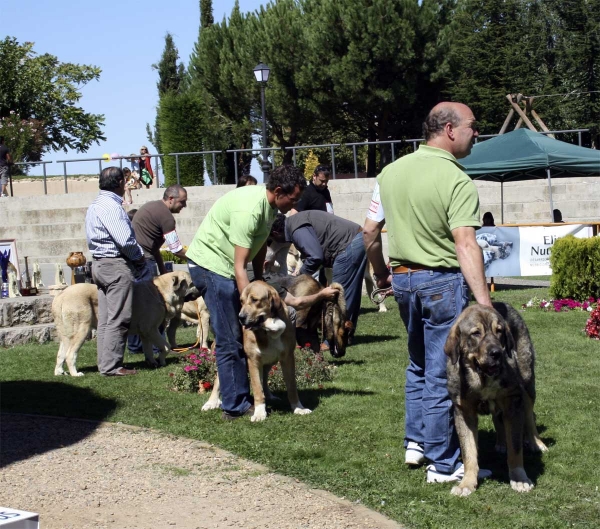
top-left (161, 271), bottom-right (200, 302)
top-left (322, 282), bottom-right (350, 358)
top-left (239, 281), bottom-right (284, 331)
top-left (444, 304), bottom-right (515, 378)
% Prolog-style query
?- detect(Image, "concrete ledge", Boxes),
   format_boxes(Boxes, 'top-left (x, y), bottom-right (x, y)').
top-left (0, 295), bottom-right (54, 328)
top-left (0, 322), bottom-right (56, 346)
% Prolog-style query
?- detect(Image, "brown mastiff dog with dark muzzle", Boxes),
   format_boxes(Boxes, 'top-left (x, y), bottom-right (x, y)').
top-left (444, 302), bottom-right (548, 496)
top-left (203, 281), bottom-right (311, 422)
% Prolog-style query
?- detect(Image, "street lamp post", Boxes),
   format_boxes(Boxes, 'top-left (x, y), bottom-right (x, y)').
top-left (253, 62), bottom-right (271, 182)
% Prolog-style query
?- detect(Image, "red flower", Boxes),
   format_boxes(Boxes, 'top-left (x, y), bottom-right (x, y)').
top-left (202, 381), bottom-right (212, 390)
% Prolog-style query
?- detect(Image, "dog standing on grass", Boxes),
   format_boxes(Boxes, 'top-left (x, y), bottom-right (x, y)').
top-left (444, 302), bottom-right (548, 496)
top-left (53, 271), bottom-right (199, 376)
top-left (202, 281), bottom-right (311, 422)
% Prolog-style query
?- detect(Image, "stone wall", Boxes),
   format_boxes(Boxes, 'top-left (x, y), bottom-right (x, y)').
top-left (1, 174), bottom-right (599, 267)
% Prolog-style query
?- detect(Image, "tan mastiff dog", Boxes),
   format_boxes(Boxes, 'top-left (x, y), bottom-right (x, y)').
top-left (53, 271), bottom-right (199, 376)
top-left (444, 302), bottom-right (548, 496)
top-left (203, 281), bottom-right (311, 422)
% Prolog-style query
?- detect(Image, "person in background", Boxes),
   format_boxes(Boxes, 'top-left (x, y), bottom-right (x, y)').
top-left (85, 166), bottom-right (145, 376)
top-left (482, 211), bottom-right (495, 227)
top-left (0, 136), bottom-right (13, 198)
top-left (363, 102), bottom-right (492, 485)
top-left (290, 164), bottom-right (334, 215)
top-left (236, 174), bottom-right (258, 187)
top-left (127, 184), bottom-right (187, 354)
top-left (122, 167), bottom-right (139, 205)
top-left (139, 146), bottom-right (154, 189)
top-left (553, 209), bottom-right (564, 223)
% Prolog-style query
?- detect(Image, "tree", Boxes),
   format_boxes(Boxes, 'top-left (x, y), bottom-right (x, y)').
top-left (158, 91), bottom-right (205, 187)
top-left (0, 37), bottom-right (105, 162)
top-left (201, 0), bottom-right (214, 28)
top-left (147, 33), bottom-right (186, 154)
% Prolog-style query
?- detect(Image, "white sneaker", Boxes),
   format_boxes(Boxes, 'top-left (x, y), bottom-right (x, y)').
top-left (405, 441), bottom-right (425, 466)
top-left (426, 463), bottom-right (492, 483)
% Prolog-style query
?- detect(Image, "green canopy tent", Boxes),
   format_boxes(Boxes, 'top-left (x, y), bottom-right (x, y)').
top-left (461, 129), bottom-right (600, 222)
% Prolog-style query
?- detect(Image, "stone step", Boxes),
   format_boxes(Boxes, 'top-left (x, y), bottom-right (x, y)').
top-left (0, 295), bottom-right (54, 328)
top-left (0, 322), bottom-right (57, 346)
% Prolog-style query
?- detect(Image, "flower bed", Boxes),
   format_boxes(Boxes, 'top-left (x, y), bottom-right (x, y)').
top-left (522, 296), bottom-right (598, 312)
top-left (169, 345), bottom-right (336, 394)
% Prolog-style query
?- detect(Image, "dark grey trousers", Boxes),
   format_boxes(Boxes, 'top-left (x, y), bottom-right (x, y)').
top-left (92, 258), bottom-right (134, 375)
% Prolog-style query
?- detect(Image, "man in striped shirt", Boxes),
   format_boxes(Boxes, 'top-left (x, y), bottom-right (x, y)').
top-left (85, 166), bottom-right (145, 376)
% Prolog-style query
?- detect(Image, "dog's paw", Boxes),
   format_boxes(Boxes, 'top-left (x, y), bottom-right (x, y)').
top-left (201, 399), bottom-right (222, 411)
top-left (71, 371), bottom-right (84, 377)
top-left (451, 484), bottom-right (475, 497)
top-left (509, 468), bottom-right (534, 492)
top-left (145, 359), bottom-right (159, 368)
top-left (293, 407), bottom-right (312, 415)
top-left (525, 438), bottom-right (548, 453)
top-left (251, 404), bottom-right (268, 422)
top-left (378, 304), bottom-right (388, 313)
top-left (54, 369), bottom-right (66, 376)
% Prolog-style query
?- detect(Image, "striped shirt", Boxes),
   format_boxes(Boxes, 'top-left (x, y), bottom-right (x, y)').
top-left (85, 190), bottom-right (144, 260)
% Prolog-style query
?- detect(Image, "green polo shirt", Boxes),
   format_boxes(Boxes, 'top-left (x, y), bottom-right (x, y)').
top-left (186, 185), bottom-right (277, 279)
top-left (377, 144), bottom-right (481, 269)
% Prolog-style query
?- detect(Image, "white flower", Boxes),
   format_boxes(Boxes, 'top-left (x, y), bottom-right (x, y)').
top-left (9, 110), bottom-right (15, 115)
top-left (526, 300), bottom-right (533, 307)
top-left (587, 306), bottom-right (593, 312)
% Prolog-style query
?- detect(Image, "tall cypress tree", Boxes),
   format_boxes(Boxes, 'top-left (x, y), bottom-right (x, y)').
top-left (200, 0), bottom-right (214, 28)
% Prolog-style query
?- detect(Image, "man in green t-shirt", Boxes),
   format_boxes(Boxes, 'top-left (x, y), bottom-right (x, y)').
top-left (363, 102), bottom-right (492, 485)
top-left (186, 166), bottom-right (307, 420)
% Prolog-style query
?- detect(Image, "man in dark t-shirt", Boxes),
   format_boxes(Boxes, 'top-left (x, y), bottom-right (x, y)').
top-left (128, 184), bottom-right (187, 354)
top-left (290, 164), bottom-right (333, 214)
top-left (132, 184), bottom-right (188, 278)
top-left (0, 137), bottom-right (13, 197)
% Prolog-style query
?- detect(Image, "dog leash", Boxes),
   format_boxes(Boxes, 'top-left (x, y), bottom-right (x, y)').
top-left (370, 287), bottom-right (393, 305)
top-left (172, 303), bottom-right (206, 353)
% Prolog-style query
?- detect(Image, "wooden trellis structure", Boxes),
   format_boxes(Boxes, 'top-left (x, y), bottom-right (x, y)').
top-left (499, 93), bottom-right (554, 138)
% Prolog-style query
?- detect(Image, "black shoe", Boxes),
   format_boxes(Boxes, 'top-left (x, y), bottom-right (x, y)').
top-left (222, 405), bottom-right (255, 421)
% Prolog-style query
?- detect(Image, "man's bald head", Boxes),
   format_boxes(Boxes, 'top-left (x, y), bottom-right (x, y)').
top-left (422, 102), bottom-right (478, 158)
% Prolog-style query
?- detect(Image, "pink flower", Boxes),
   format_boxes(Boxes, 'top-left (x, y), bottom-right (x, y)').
top-left (188, 354), bottom-right (197, 360)
top-left (184, 365), bottom-right (198, 372)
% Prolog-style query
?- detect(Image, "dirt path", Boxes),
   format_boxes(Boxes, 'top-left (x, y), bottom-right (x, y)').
top-left (0, 414), bottom-right (403, 529)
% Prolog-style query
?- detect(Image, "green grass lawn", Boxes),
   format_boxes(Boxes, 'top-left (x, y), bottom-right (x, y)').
top-left (1, 288), bottom-right (599, 528)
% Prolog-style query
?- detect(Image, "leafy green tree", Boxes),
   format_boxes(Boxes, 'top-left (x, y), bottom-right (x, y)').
top-left (0, 36), bottom-right (105, 161)
top-left (201, 0), bottom-right (214, 28)
top-left (147, 33), bottom-right (186, 154)
top-left (158, 91), bottom-right (205, 187)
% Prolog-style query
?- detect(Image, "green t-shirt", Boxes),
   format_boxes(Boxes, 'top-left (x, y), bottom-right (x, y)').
top-left (186, 185), bottom-right (277, 279)
top-left (377, 145), bottom-right (481, 269)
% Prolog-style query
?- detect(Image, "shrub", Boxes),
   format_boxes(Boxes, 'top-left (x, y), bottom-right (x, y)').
top-left (550, 235), bottom-right (600, 300)
top-left (170, 348), bottom-right (217, 393)
top-left (585, 307), bottom-right (600, 340)
top-left (169, 345), bottom-right (336, 394)
top-left (160, 249), bottom-right (187, 265)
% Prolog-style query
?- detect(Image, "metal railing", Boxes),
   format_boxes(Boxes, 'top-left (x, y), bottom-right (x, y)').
top-left (6, 128), bottom-right (593, 195)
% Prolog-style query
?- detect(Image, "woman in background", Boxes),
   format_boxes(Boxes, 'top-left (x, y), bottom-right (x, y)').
top-left (139, 145), bottom-right (154, 189)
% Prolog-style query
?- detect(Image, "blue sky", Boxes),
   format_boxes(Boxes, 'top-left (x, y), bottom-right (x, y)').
top-left (2, 0), bottom-right (265, 178)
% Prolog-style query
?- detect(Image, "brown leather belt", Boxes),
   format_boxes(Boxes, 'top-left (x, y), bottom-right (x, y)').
top-left (392, 264), bottom-right (426, 274)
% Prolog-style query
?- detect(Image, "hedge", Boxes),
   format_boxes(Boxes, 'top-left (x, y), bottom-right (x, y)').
top-left (549, 235), bottom-right (600, 300)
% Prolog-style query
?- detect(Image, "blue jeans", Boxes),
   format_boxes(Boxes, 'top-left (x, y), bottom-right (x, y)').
top-left (187, 261), bottom-right (252, 416)
top-left (332, 232), bottom-right (367, 330)
top-left (127, 259), bottom-right (160, 354)
top-left (392, 269), bottom-right (469, 473)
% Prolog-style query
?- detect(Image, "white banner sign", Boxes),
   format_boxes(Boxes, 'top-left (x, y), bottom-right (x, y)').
top-left (476, 224), bottom-right (593, 277)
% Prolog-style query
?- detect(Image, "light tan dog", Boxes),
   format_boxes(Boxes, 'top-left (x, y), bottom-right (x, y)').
top-left (53, 271), bottom-right (199, 376)
top-left (202, 281), bottom-right (311, 422)
top-left (166, 297), bottom-right (210, 350)
top-left (444, 302), bottom-right (547, 496)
